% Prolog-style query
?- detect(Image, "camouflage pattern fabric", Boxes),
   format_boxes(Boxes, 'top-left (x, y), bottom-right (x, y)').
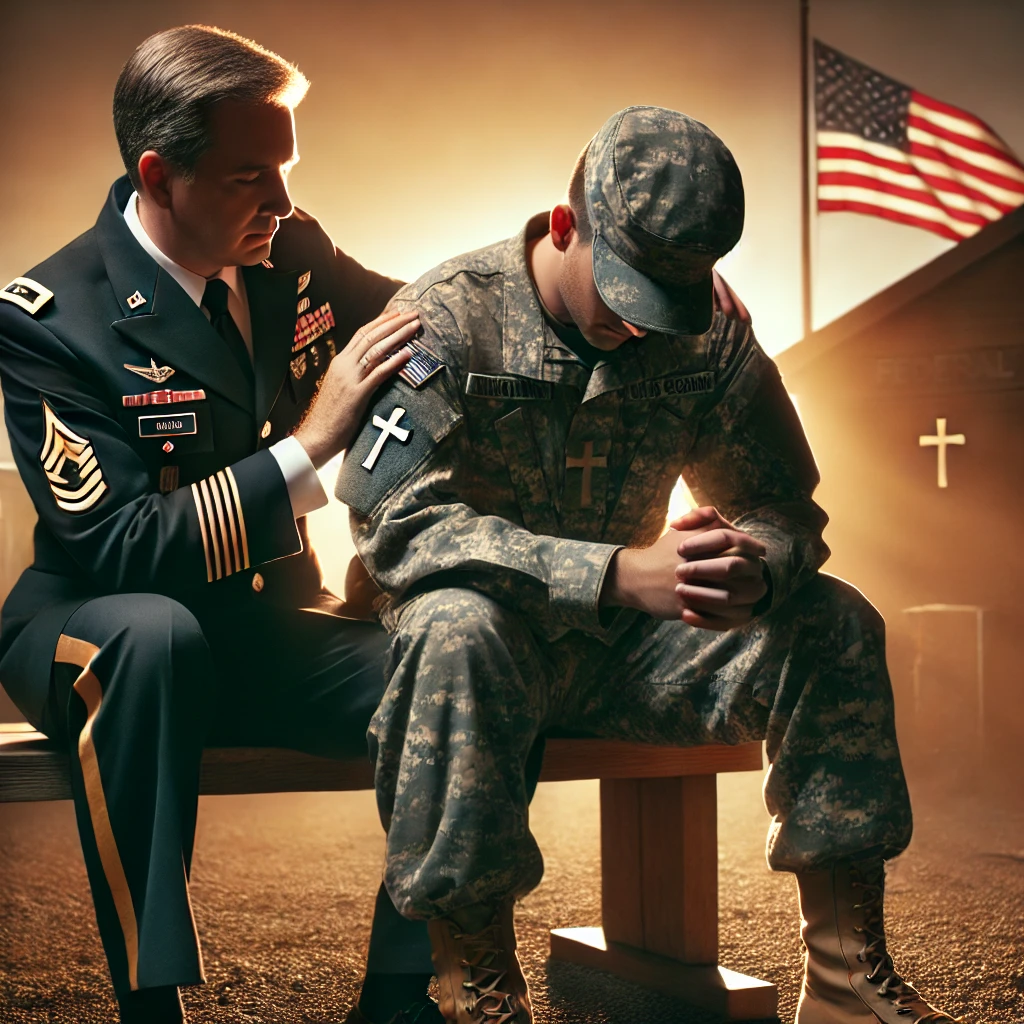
top-left (370, 575), bottom-right (911, 919)
top-left (339, 216), bottom-right (912, 920)
top-left (585, 106), bottom-right (745, 336)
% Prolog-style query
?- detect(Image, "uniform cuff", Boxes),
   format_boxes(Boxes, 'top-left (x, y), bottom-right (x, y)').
top-left (270, 436), bottom-right (328, 519)
top-left (190, 449), bottom-right (302, 582)
top-left (548, 539), bottom-right (621, 635)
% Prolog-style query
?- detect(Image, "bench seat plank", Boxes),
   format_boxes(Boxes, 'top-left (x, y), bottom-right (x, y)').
top-left (0, 725), bottom-right (762, 803)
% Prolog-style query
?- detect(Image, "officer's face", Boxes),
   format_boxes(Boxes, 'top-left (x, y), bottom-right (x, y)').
top-left (170, 100), bottom-right (298, 270)
top-left (559, 232), bottom-right (648, 351)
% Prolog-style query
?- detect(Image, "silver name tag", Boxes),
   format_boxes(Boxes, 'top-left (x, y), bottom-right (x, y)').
top-left (138, 413), bottom-right (198, 437)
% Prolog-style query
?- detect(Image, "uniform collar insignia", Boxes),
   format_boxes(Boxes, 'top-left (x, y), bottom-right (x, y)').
top-left (124, 357), bottom-right (175, 384)
top-left (95, 177), bottom-right (161, 321)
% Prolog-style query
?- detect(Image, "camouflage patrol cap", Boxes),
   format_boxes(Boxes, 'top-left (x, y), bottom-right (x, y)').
top-left (585, 105), bottom-right (744, 336)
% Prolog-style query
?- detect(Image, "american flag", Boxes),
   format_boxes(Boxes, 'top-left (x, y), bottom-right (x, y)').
top-left (815, 41), bottom-right (1024, 241)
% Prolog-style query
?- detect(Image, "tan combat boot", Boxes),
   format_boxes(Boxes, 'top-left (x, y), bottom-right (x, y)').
top-left (796, 859), bottom-right (958, 1023)
top-left (427, 902), bottom-right (532, 1024)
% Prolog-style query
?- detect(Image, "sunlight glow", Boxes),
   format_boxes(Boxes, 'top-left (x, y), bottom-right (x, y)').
top-left (666, 475), bottom-right (697, 527)
top-left (305, 453), bottom-right (357, 597)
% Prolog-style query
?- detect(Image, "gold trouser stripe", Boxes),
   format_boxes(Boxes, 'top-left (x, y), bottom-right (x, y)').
top-left (55, 634), bottom-right (141, 991)
top-left (191, 483), bottom-right (214, 583)
top-left (225, 467), bottom-right (250, 569)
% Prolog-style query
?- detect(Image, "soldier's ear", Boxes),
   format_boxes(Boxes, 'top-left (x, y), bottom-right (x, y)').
top-left (549, 205), bottom-right (575, 252)
top-left (137, 151), bottom-right (175, 210)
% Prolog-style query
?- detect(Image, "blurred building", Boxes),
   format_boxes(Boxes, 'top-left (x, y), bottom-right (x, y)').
top-left (778, 207), bottom-right (1024, 791)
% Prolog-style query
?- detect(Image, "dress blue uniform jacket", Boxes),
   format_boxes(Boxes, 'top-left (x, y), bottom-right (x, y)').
top-left (0, 175), bottom-right (401, 726)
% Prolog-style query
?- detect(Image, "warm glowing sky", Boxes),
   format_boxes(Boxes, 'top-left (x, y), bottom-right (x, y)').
top-left (2, 0), bottom-right (1022, 587)
top-left (3, 1), bottom-right (1023, 354)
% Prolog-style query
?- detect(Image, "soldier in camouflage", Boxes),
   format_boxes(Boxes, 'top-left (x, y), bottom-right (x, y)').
top-left (335, 107), bottom-right (958, 1024)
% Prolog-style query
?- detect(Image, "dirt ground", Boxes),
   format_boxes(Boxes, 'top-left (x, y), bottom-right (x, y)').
top-left (2, 760), bottom-right (1022, 1024)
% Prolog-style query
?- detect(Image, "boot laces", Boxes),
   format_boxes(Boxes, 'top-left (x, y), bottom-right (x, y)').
top-left (851, 869), bottom-right (957, 1024)
top-left (452, 922), bottom-right (519, 1024)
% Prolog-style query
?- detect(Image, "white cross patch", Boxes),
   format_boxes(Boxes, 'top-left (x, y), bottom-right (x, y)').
top-left (362, 406), bottom-right (412, 470)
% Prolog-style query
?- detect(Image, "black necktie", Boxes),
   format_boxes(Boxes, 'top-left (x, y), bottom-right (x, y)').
top-left (202, 278), bottom-right (254, 387)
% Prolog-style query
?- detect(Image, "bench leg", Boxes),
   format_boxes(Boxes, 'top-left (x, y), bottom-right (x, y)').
top-left (549, 776), bottom-right (778, 1020)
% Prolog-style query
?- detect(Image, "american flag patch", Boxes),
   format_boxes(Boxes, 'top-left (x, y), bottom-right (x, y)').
top-left (293, 302), bottom-right (335, 352)
top-left (398, 341), bottom-right (444, 389)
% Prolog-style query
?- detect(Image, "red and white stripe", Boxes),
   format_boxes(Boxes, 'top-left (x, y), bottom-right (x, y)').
top-left (818, 91), bottom-right (1024, 241)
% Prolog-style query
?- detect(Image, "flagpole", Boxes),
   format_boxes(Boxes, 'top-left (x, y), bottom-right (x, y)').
top-left (800, 0), bottom-right (812, 339)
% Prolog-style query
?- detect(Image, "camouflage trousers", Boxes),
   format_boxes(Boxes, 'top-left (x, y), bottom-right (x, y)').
top-left (369, 573), bottom-right (913, 920)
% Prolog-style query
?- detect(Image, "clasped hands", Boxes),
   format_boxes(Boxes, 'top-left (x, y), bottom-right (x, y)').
top-left (601, 506), bottom-right (768, 630)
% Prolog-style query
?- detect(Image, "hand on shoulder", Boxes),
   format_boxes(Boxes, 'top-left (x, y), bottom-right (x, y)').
top-left (711, 269), bottom-right (751, 324)
top-left (293, 309), bottom-right (419, 468)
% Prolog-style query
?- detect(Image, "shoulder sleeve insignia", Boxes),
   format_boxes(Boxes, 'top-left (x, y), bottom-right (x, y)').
top-left (336, 380), bottom-right (462, 518)
top-left (39, 401), bottom-right (108, 513)
top-left (1, 277), bottom-right (54, 316)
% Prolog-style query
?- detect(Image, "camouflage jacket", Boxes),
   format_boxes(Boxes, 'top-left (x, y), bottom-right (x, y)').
top-left (336, 214), bottom-right (829, 641)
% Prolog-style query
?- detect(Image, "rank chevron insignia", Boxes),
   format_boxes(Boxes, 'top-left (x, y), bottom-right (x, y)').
top-left (39, 401), bottom-right (108, 513)
top-left (124, 357), bottom-right (175, 384)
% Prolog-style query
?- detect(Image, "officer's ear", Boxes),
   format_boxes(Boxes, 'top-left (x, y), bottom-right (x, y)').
top-left (137, 151), bottom-right (176, 211)
top-left (549, 204), bottom-right (576, 253)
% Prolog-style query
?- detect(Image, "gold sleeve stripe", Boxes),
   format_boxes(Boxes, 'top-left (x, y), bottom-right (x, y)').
top-left (207, 473), bottom-right (234, 576)
top-left (191, 483), bottom-right (214, 583)
top-left (54, 634), bottom-right (141, 991)
top-left (225, 466), bottom-right (250, 570)
top-left (191, 468), bottom-right (251, 582)
top-left (215, 471), bottom-right (242, 575)
top-left (198, 479), bottom-right (223, 581)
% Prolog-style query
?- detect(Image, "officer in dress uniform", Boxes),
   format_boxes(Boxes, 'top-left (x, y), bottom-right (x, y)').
top-left (0, 25), bottom-right (443, 1024)
top-left (335, 107), bottom-right (960, 1024)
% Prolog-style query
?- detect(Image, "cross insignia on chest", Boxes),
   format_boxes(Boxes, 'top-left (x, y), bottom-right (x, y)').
top-left (565, 441), bottom-right (608, 508)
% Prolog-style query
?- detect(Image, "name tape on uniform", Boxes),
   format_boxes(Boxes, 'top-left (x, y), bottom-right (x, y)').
top-left (625, 371), bottom-right (716, 401)
top-left (122, 389), bottom-right (206, 408)
top-left (465, 373), bottom-right (552, 401)
top-left (138, 413), bottom-right (197, 438)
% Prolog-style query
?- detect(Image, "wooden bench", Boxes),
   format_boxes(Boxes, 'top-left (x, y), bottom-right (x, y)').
top-left (0, 722), bottom-right (776, 1020)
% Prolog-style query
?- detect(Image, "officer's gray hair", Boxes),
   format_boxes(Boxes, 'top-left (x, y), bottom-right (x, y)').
top-left (567, 144), bottom-right (594, 246)
top-left (114, 25), bottom-right (309, 189)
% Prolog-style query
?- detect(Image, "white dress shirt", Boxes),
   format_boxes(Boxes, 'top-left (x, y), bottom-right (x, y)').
top-left (123, 192), bottom-right (327, 518)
